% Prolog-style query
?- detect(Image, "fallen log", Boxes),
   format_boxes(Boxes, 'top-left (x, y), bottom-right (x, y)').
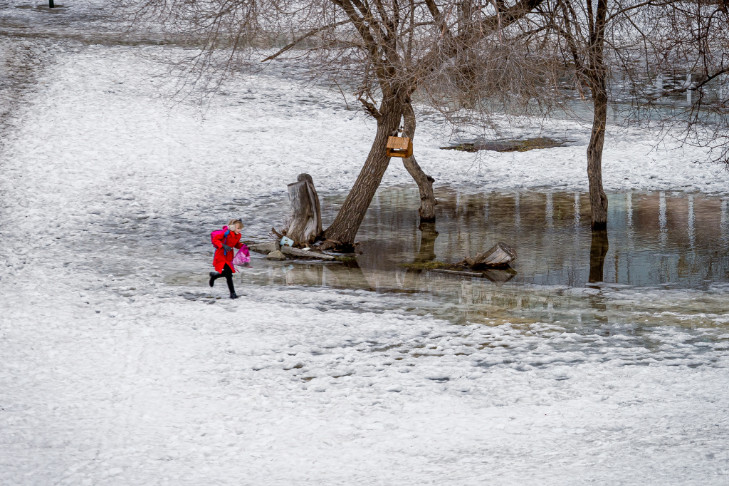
top-left (281, 246), bottom-right (336, 261)
top-left (431, 267), bottom-right (517, 283)
top-left (248, 240), bottom-right (338, 261)
top-left (462, 242), bottom-right (517, 268)
top-left (249, 241), bottom-right (279, 254)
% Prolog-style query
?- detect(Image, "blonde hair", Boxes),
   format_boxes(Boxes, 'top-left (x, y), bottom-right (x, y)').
top-left (228, 219), bottom-right (243, 229)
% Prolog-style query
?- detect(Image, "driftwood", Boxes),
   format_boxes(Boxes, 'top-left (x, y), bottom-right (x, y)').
top-left (249, 241), bottom-right (279, 254)
top-left (432, 267), bottom-right (517, 283)
top-left (317, 239), bottom-right (345, 252)
top-left (283, 173), bottom-right (322, 246)
top-left (462, 242), bottom-right (517, 268)
top-left (248, 240), bottom-right (338, 261)
top-left (281, 246), bottom-right (336, 261)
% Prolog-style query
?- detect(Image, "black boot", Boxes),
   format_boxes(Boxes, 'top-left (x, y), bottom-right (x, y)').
top-left (230, 292), bottom-right (239, 299)
top-left (209, 272), bottom-right (220, 287)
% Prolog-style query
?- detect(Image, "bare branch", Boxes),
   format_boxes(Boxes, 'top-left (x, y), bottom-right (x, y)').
top-left (261, 20), bottom-right (351, 62)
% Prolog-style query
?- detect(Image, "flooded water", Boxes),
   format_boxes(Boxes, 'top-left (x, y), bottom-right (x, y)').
top-left (217, 187), bottom-right (729, 328)
top-left (354, 187), bottom-right (729, 289)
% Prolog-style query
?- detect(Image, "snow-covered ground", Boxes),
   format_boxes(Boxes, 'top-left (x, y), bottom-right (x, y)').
top-left (2, 3), bottom-right (729, 485)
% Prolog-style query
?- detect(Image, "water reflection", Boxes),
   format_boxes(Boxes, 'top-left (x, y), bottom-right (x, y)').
top-left (349, 187), bottom-right (729, 289)
top-left (252, 187), bottom-right (729, 302)
top-left (414, 222), bottom-right (438, 263)
top-left (282, 260), bottom-right (373, 291)
top-left (589, 230), bottom-right (609, 284)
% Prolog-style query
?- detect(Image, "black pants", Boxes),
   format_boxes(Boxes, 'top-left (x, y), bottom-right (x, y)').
top-left (217, 264), bottom-right (235, 294)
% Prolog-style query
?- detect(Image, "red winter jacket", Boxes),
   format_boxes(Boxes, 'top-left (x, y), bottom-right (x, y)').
top-left (211, 226), bottom-right (244, 272)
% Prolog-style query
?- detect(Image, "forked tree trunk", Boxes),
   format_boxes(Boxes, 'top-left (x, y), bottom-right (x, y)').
top-left (587, 89), bottom-right (609, 229)
top-left (402, 101), bottom-right (437, 223)
top-left (323, 101), bottom-right (404, 249)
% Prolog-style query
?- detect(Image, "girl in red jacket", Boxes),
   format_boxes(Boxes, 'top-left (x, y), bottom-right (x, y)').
top-left (209, 219), bottom-right (246, 299)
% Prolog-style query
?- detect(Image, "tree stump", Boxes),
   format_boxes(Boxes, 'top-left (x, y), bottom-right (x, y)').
top-left (284, 173), bottom-right (322, 246)
top-left (463, 242), bottom-right (517, 268)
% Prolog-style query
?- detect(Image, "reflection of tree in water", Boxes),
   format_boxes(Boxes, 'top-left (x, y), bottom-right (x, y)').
top-left (589, 229), bottom-right (609, 284)
top-left (414, 222), bottom-right (438, 263)
top-left (403, 223), bottom-right (439, 289)
top-left (282, 259), bottom-right (373, 291)
top-left (284, 188), bottom-right (729, 291)
top-left (587, 229), bottom-right (609, 323)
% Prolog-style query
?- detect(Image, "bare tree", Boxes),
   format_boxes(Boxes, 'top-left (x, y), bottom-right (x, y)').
top-left (547, 0), bottom-right (612, 228)
top-left (655, 0), bottom-right (729, 164)
top-left (132, 0), bottom-right (544, 249)
top-left (523, 0), bottom-right (729, 228)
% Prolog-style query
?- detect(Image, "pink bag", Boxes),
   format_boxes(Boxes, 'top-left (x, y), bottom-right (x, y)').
top-left (232, 244), bottom-right (250, 266)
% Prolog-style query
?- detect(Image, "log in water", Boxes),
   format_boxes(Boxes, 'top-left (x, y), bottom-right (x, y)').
top-left (464, 242), bottom-right (517, 268)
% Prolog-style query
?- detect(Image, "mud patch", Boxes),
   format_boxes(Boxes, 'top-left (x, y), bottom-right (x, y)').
top-left (441, 137), bottom-right (570, 152)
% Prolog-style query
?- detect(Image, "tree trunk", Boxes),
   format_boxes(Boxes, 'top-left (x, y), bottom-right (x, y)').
top-left (587, 90), bottom-right (609, 229)
top-left (323, 102), bottom-right (403, 249)
top-left (587, 0), bottom-right (609, 230)
top-left (402, 101), bottom-right (437, 224)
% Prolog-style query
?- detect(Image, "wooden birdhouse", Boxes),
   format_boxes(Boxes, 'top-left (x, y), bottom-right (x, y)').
top-left (386, 136), bottom-right (413, 158)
